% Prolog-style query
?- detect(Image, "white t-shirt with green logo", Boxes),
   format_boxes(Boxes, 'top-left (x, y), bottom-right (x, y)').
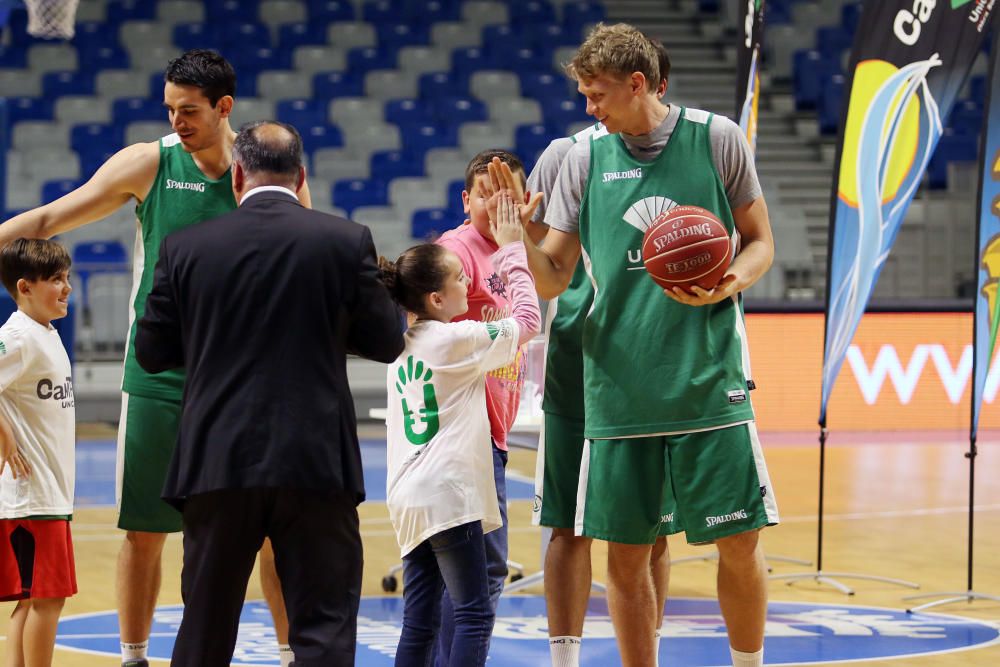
top-left (386, 317), bottom-right (520, 557)
top-left (0, 311), bottom-right (75, 518)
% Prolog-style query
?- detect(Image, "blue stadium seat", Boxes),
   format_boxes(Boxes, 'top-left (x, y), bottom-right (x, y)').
top-left (279, 22), bottom-right (328, 50)
top-left (793, 50), bottom-right (840, 111)
top-left (562, 1), bottom-right (606, 32)
top-left (371, 150), bottom-right (424, 180)
top-left (363, 0), bottom-right (401, 25)
top-left (841, 3), bottom-right (862, 33)
top-left (347, 47), bottom-right (398, 75)
top-left (308, 0), bottom-right (355, 22)
top-left (229, 47), bottom-right (293, 78)
top-left (927, 130), bottom-right (978, 189)
top-left (816, 26), bottom-right (853, 59)
top-left (416, 0), bottom-right (461, 24)
top-left (71, 124), bottom-right (125, 155)
top-left (313, 71), bottom-right (364, 99)
top-left (299, 124), bottom-right (344, 155)
top-left (412, 208), bottom-right (456, 239)
top-left (277, 99), bottom-right (328, 129)
top-left (418, 72), bottom-right (468, 102)
top-left (523, 22), bottom-right (581, 52)
top-left (542, 97), bottom-right (589, 131)
top-left (332, 178), bottom-right (389, 215)
top-left (509, 0), bottom-right (556, 28)
top-left (206, 0), bottom-right (260, 23)
top-left (71, 239), bottom-right (130, 314)
top-left (73, 21), bottom-right (120, 56)
top-left (106, 0), bottom-right (157, 23)
top-left (42, 71), bottom-right (96, 98)
top-left (515, 123), bottom-right (556, 162)
top-left (948, 100), bottom-right (983, 137)
top-left (41, 179), bottom-right (83, 204)
top-left (446, 179), bottom-right (465, 217)
top-left (83, 45), bottom-right (130, 71)
top-left (969, 75), bottom-right (986, 105)
top-left (384, 99), bottom-right (433, 126)
top-left (78, 146), bottom-right (117, 179)
top-left (222, 22), bottom-right (272, 50)
top-left (452, 48), bottom-right (499, 84)
top-left (2, 97), bottom-right (54, 130)
top-left (174, 23), bottom-right (225, 52)
top-left (767, 0), bottom-right (792, 25)
top-left (377, 24), bottom-right (430, 49)
top-left (112, 97), bottom-right (164, 125)
top-left (520, 71), bottom-right (573, 103)
top-left (483, 25), bottom-right (530, 58)
top-left (507, 47), bottom-right (551, 75)
top-left (433, 96), bottom-right (488, 124)
top-left (818, 74), bottom-right (845, 135)
top-left (399, 123), bottom-right (458, 155)
top-left (0, 44), bottom-right (27, 67)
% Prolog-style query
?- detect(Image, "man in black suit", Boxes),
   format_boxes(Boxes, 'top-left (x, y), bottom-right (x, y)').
top-left (134, 120), bottom-right (405, 667)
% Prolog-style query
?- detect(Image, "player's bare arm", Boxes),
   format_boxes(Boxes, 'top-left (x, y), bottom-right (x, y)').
top-left (666, 195), bottom-right (774, 306)
top-left (525, 226), bottom-right (581, 300)
top-left (0, 141), bottom-right (160, 244)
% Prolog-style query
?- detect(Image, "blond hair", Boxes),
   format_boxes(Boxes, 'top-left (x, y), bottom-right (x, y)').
top-left (566, 23), bottom-right (661, 93)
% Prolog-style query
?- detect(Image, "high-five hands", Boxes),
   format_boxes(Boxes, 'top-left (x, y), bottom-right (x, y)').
top-left (483, 156), bottom-right (542, 228)
top-left (490, 192), bottom-right (524, 247)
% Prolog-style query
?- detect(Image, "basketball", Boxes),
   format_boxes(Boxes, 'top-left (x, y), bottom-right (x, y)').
top-left (641, 205), bottom-right (732, 291)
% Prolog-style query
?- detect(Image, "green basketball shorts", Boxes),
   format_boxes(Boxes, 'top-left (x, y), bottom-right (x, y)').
top-left (115, 392), bottom-right (183, 533)
top-left (576, 422), bottom-right (779, 545)
top-left (535, 411), bottom-right (681, 537)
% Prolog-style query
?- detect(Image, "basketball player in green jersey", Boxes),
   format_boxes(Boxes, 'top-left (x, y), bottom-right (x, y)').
top-left (520, 24), bottom-right (778, 667)
top-left (0, 50), bottom-right (308, 667)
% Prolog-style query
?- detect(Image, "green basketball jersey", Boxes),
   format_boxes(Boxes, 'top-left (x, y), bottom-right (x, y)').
top-left (579, 108), bottom-right (754, 438)
top-left (121, 134), bottom-right (237, 400)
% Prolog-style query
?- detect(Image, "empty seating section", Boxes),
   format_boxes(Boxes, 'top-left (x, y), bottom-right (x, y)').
top-left (768, 0), bottom-right (985, 189)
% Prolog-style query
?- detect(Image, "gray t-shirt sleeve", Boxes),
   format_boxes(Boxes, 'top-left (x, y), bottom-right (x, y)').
top-left (526, 137), bottom-right (575, 224)
top-left (544, 138), bottom-right (592, 236)
top-left (545, 107), bottom-right (764, 235)
top-left (709, 113), bottom-right (762, 210)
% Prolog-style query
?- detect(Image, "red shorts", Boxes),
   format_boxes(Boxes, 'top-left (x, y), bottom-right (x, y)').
top-left (0, 519), bottom-right (77, 600)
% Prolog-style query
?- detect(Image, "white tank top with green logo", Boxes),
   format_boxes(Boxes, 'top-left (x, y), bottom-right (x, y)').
top-left (579, 108), bottom-right (754, 438)
top-left (121, 134), bottom-right (236, 400)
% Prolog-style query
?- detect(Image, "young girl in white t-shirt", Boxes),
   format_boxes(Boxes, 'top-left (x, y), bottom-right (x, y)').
top-left (379, 194), bottom-right (540, 667)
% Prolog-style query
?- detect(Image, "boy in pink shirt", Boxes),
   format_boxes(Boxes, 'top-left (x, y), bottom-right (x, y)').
top-left (433, 149), bottom-right (539, 664)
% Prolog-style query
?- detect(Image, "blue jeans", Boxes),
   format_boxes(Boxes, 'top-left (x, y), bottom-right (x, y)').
top-left (395, 522), bottom-right (494, 667)
top-left (435, 444), bottom-right (508, 667)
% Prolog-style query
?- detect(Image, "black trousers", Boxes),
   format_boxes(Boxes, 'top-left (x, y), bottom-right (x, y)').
top-left (170, 487), bottom-right (362, 667)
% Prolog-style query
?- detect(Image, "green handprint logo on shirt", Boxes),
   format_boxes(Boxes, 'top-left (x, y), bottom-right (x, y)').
top-left (397, 355), bottom-right (440, 445)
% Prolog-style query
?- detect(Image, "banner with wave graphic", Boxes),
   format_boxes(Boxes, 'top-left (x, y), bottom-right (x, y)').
top-left (972, 20), bottom-right (1000, 438)
top-left (737, 0), bottom-right (765, 152)
top-left (820, 0), bottom-right (995, 425)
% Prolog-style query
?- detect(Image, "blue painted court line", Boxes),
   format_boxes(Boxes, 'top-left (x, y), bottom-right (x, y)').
top-left (75, 438), bottom-right (536, 507)
top-left (55, 596), bottom-right (1000, 666)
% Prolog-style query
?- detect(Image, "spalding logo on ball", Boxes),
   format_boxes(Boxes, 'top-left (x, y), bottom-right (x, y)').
top-left (641, 205), bottom-right (733, 291)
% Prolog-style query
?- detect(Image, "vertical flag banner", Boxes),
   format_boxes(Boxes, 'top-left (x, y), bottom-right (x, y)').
top-left (972, 19), bottom-right (1000, 439)
top-left (737, 0), bottom-right (765, 152)
top-left (821, 0), bottom-right (996, 424)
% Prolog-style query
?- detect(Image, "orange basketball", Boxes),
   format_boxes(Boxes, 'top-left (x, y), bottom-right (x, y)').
top-left (641, 205), bottom-right (732, 291)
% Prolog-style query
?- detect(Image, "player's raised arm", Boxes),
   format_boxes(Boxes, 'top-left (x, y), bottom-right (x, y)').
top-left (0, 141), bottom-right (160, 244)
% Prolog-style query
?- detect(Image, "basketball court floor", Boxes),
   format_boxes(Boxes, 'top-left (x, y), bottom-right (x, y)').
top-left (3, 424), bottom-right (1000, 666)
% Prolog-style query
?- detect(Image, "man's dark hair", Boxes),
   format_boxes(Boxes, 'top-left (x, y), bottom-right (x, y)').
top-left (164, 49), bottom-right (236, 107)
top-left (0, 238), bottom-right (72, 300)
top-left (464, 148), bottom-right (525, 191)
top-left (233, 121), bottom-right (304, 181)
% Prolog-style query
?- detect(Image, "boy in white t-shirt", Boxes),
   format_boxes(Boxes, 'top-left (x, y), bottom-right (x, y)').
top-left (0, 238), bottom-right (76, 667)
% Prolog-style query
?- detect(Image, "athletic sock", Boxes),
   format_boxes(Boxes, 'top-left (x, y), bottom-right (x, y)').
top-left (121, 640), bottom-right (148, 662)
top-left (279, 644), bottom-right (294, 667)
top-left (549, 635), bottom-right (582, 667)
top-left (654, 628), bottom-right (661, 666)
top-left (730, 647), bottom-right (764, 667)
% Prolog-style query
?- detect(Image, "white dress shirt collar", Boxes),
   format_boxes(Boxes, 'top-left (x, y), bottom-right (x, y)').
top-left (239, 185), bottom-right (299, 206)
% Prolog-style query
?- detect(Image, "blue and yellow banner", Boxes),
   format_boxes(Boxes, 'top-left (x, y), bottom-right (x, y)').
top-left (821, 0), bottom-right (995, 425)
top-left (972, 20), bottom-right (1000, 438)
top-left (737, 0), bottom-right (765, 152)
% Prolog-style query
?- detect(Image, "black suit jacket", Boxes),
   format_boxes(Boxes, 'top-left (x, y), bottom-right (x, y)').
top-left (135, 190), bottom-right (404, 509)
